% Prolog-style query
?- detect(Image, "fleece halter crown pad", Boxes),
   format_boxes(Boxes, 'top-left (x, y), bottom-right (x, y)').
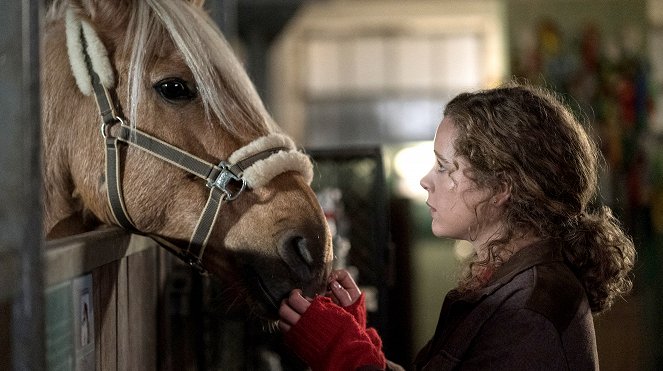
top-left (65, 9), bottom-right (313, 272)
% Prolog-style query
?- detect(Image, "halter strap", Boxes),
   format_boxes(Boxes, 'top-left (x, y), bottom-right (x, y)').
top-left (103, 124), bottom-right (289, 270)
top-left (73, 14), bottom-right (311, 272)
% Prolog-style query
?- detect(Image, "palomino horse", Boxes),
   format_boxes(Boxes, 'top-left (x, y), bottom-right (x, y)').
top-left (41, 0), bottom-right (332, 318)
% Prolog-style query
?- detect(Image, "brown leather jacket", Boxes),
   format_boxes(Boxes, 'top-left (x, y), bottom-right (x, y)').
top-left (389, 240), bottom-right (598, 371)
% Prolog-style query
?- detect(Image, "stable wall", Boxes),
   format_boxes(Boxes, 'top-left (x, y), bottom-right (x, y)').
top-left (0, 230), bottom-right (163, 371)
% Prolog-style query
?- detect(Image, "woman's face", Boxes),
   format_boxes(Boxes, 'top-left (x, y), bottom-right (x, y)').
top-left (420, 117), bottom-right (495, 243)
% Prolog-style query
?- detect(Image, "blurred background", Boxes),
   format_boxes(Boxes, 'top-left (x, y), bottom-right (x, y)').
top-left (202, 0), bottom-right (662, 369)
top-left (208, 0), bottom-right (663, 370)
top-left (2, 0), bottom-right (662, 370)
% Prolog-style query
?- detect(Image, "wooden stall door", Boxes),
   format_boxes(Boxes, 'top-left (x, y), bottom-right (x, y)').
top-left (93, 247), bottom-right (159, 371)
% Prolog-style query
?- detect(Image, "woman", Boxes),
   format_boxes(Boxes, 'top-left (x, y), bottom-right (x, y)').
top-left (278, 82), bottom-right (635, 370)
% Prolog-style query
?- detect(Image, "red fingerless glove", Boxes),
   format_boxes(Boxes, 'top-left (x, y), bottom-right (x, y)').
top-left (342, 293), bottom-right (383, 350)
top-left (284, 296), bottom-right (386, 371)
top-left (344, 293), bottom-right (368, 328)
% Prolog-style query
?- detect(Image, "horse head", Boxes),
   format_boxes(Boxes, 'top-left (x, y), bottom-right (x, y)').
top-left (41, 0), bottom-right (332, 318)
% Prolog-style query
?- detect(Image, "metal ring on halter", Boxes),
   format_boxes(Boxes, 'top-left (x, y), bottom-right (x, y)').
top-left (207, 162), bottom-right (247, 201)
top-left (101, 116), bottom-right (125, 139)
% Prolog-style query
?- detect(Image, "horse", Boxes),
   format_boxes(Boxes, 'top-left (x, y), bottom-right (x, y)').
top-left (41, 0), bottom-right (332, 319)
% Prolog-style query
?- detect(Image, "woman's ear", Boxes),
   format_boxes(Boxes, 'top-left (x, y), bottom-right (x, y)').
top-left (492, 182), bottom-right (511, 206)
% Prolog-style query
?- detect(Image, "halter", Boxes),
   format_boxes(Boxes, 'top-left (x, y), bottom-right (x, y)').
top-left (66, 10), bottom-right (313, 273)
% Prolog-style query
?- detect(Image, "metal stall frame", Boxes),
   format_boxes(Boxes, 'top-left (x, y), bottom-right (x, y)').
top-left (0, 0), bottom-right (45, 370)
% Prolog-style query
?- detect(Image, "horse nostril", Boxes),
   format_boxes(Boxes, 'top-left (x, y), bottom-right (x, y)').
top-left (294, 236), bottom-right (314, 266)
top-left (279, 234), bottom-right (315, 281)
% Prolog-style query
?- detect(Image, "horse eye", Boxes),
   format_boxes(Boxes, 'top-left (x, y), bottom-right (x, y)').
top-left (154, 78), bottom-right (196, 102)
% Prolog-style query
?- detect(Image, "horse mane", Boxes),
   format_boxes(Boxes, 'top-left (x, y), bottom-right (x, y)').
top-left (46, 0), bottom-right (278, 140)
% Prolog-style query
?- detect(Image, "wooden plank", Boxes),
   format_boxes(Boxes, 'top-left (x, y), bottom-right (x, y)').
top-left (0, 300), bottom-right (11, 370)
top-left (127, 247), bottom-right (158, 370)
top-left (49, 231), bottom-right (161, 370)
top-left (117, 255), bottom-right (129, 371)
top-left (45, 229), bottom-right (154, 287)
top-left (157, 251), bottom-right (175, 371)
top-left (93, 261), bottom-right (119, 371)
top-left (0, 251), bottom-right (18, 300)
top-left (160, 258), bottom-right (200, 371)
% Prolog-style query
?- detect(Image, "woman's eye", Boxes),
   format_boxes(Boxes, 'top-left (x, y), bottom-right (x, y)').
top-left (154, 79), bottom-right (196, 102)
top-left (436, 162), bottom-right (447, 173)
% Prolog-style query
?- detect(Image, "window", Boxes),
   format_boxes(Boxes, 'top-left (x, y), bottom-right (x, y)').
top-left (270, 0), bottom-right (506, 147)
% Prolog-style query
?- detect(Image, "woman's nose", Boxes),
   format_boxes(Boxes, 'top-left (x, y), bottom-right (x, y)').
top-left (420, 176), bottom-right (430, 191)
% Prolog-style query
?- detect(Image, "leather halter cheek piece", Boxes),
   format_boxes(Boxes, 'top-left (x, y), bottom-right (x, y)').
top-left (77, 27), bottom-right (302, 273)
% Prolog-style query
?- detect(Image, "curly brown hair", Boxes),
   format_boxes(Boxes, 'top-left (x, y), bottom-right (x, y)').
top-left (444, 81), bottom-right (635, 314)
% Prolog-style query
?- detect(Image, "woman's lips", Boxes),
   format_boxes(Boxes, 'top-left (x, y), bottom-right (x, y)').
top-left (426, 202), bottom-right (436, 212)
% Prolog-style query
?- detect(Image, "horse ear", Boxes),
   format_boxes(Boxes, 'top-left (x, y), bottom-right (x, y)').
top-left (66, 0), bottom-right (133, 33)
top-left (65, 1), bottom-right (125, 94)
top-left (188, 0), bottom-right (206, 8)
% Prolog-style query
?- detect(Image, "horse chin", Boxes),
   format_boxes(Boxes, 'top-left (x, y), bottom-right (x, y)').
top-left (241, 266), bottom-right (283, 319)
top-left (149, 236), bottom-right (329, 319)
top-left (240, 264), bottom-right (327, 320)
top-left (204, 267), bottom-right (281, 320)
top-left (209, 244), bottom-right (331, 319)
top-left (205, 265), bottom-right (299, 321)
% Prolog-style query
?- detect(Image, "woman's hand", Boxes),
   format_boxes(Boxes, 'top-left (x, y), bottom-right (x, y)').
top-left (277, 270), bottom-right (387, 370)
top-left (278, 289), bottom-right (311, 332)
top-left (327, 269), bottom-right (361, 306)
top-left (278, 269), bottom-right (360, 333)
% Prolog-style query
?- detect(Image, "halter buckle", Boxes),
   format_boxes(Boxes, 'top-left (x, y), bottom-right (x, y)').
top-left (208, 162), bottom-right (246, 200)
top-left (101, 116), bottom-right (125, 139)
top-left (182, 252), bottom-right (208, 275)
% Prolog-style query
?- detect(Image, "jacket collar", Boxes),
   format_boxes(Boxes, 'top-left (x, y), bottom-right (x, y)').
top-left (459, 239), bottom-right (563, 303)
